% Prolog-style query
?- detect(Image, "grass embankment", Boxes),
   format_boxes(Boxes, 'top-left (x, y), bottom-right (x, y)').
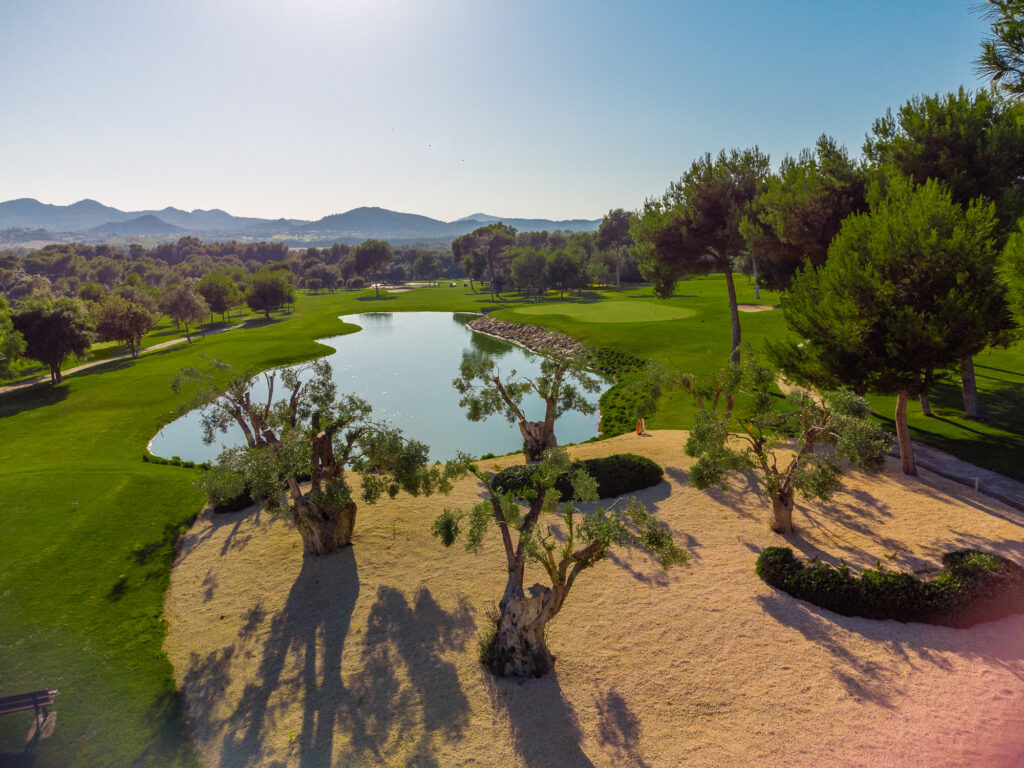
top-left (1, 276), bottom-right (1020, 765)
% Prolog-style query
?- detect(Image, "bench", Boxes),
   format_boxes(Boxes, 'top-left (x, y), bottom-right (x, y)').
top-left (0, 690), bottom-right (58, 743)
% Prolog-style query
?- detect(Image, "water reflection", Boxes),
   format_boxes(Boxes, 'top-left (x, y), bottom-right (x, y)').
top-left (151, 312), bottom-right (608, 463)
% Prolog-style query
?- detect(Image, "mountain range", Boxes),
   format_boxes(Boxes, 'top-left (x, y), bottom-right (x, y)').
top-left (0, 198), bottom-right (601, 245)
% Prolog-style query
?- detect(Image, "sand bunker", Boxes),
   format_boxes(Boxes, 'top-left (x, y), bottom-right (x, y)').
top-left (737, 304), bottom-right (778, 312)
top-left (164, 431), bottom-right (1024, 767)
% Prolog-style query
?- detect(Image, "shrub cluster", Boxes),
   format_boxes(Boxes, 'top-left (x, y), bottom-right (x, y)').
top-left (756, 546), bottom-right (1024, 628)
top-left (346, 277), bottom-right (366, 289)
top-left (141, 453), bottom-right (209, 470)
top-left (492, 453), bottom-right (663, 501)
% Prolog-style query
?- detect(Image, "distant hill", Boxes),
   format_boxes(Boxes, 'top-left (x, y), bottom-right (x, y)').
top-left (0, 197), bottom-right (601, 244)
top-left (89, 215), bottom-right (186, 235)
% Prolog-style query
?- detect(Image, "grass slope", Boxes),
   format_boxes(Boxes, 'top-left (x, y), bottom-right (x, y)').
top-left (1, 276), bottom-right (1020, 766)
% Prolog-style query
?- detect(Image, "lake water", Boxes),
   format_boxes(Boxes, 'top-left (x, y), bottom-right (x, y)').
top-left (149, 312), bottom-right (609, 463)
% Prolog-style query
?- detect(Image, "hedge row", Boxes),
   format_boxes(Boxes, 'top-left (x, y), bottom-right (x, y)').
top-left (491, 453), bottom-right (664, 501)
top-left (756, 546), bottom-right (1024, 628)
top-left (141, 453), bottom-right (210, 470)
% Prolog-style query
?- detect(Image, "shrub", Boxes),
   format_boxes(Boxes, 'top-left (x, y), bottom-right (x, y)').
top-left (492, 453), bottom-right (663, 501)
top-left (346, 277), bottom-right (366, 289)
top-left (756, 546), bottom-right (1024, 628)
top-left (196, 463), bottom-right (254, 514)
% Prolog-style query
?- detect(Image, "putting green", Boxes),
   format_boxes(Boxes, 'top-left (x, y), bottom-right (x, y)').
top-left (512, 300), bottom-right (696, 323)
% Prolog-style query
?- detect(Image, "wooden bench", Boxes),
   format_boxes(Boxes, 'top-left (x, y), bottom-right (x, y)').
top-left (0, 690), bottom-right (58, 742)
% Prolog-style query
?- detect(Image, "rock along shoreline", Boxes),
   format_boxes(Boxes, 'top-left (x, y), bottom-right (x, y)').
top-left (465, 316), bottom-right (585, 358)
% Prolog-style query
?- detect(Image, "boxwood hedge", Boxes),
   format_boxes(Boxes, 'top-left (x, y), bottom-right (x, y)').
top-left (756, 546), bottom-right (1024, 628)
top-left (491, 453), bottom-right (664, 501)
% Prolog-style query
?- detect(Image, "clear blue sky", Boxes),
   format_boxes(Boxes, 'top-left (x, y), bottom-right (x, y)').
top-left (0, 1), bottom-right (992, 222)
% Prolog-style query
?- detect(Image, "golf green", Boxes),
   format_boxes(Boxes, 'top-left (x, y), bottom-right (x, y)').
top-left (513, 301), bottom-right (696, 323)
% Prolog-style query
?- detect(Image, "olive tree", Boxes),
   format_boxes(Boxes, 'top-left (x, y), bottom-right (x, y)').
top-left (682, 354), bottom-right (890, 533)
top-left (174, 359), bottom-right (464, 555)
top-left (453, 348), bottom-right (602, 461)
top-left (432, 448), bottom-right (687, 677)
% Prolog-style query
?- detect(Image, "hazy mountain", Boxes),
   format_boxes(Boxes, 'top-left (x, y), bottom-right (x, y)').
top-left (0, 197), bottom-right (601, 244)
top-left (89, 215), bottom-right (186, 235)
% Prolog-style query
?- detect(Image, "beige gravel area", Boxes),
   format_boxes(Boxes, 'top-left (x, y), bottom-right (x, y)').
top-left (164, 431), bottom-right (1024, 768)
top-left (736, 304), bottom-right (778, 312)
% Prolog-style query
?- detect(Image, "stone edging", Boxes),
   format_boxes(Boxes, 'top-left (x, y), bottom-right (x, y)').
top-left (466, 316), bottom-right (585, 358)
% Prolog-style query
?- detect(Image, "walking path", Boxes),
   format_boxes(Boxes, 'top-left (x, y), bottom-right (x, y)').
top-left (0, 322), bottom-right (244, 397)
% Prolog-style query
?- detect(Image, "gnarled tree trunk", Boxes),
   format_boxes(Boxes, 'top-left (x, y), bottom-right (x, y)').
top-left (490, 584), bottom-right (561, 677)
top-left (292, 498), bottom-right (357, 556)
top-left (770, 489), bottom-right (794, 533)
top-left (895, 390), bottom-right (917, 476)
top-left (519, 420), bottom-right (556, 462)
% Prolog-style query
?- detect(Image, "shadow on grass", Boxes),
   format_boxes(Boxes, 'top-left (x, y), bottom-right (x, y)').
top-left (488, 671), bottom-right (595, 768)
top-left (107, 513), bottom-right (200, 601)
top-left (0, 382), bottom-right (68, 418)
top-left (355, 295), bottom-right (397, 302)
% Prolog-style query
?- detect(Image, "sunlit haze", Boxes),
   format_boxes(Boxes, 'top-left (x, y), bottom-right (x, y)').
top-left (0, 0), bottom-right (990, 221)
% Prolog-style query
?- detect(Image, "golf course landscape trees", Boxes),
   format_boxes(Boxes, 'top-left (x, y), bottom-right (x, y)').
top-left (245, 269), bottom-right (294, 319)
top-left (631, 148), bottom-right (770, 362)
top-left (0, 295), bottom-right (25, 378)
top-left (683, 353), bottom-right (890, 533)
top-left (432, 448), bottom-right (687, 677)
top-left (864, 87), bottom-right (1024, 418)
top-left (453, 348), bottom-right (602, 461)
top-left (975, 0), bottom-right (1024, 96)
top-left (771, 175), bottom-right (1012, 475)
top-left (175, 358), bottom-right (464, 554)
top-left (354, 239), bottom-right (393, 297)
top-left (160, 283), bottom-right (208, 343)
top-left (94, 293), bottom-right (155, 359)
top-left (740, 135), bottom-right (867, 290)
top-left (11, 295), bottom-right (94, 383)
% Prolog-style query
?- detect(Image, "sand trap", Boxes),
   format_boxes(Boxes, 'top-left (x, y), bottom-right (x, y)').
top-left (737, 304), bottom-right (778, 312)
top-left (164, 431), bottom-right (1024, 767)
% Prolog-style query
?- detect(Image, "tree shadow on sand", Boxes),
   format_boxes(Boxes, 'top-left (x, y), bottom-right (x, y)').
top-left (757, 589), bottom-right (1024, 708)
top-left (595, 687), bottom-right (653, 768)
top-left (338, 585), bottom-right (474, 767)
top-left (216, 549), bottom-right (361, 768)
top-left (488, 672), bottom-right (595, 768)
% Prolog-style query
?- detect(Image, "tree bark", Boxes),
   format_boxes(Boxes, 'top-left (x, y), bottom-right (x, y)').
top-left (50, 362), bottom-right (62, 384)
top-left (490, 585), bottom-right (559, 677)
top-left (292, 499), bottom-right (357, 556)
top-left (519, 420), bottom-right (557, 462)
top-left (895, 390), bottom-right (917, 476)
top-left (770, 489), bottom-right (794, 533)
top-left (723, 265), bottom-right (742, 365)
top-left (960, 356), bottom-right (981, 420)
top-left (919, 391), bottom-right (932, 417)
top-left (751, 254), bottom-right (760, 300)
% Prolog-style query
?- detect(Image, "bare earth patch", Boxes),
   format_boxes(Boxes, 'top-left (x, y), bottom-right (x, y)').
top-left (737, 303), bottom-right (778, 312)
top-left (164, 431), bottom-right (1024, 767)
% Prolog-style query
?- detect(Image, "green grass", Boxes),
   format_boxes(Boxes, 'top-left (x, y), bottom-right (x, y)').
top-left (513, 299), bottom-right (696, 323)
top-left (1, 276), bottom-right (1021, 766)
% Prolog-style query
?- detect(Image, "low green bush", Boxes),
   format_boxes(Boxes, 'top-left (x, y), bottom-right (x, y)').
top-left (346, 277), bottom-right (366, 289)
top-left (491, 453), bottom-right (663, 501)
top-left (196, 463), bottom-right (254, 514)
top-left (756, 546), bottom-right (1024, 628)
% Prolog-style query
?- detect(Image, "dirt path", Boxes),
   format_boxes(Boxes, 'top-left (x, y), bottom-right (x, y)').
top-left (165, 431), bottom-right (1024, 768)
top-left (0, 323), bottom-right (244, 396)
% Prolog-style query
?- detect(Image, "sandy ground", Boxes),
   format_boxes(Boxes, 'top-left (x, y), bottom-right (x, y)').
top-left (736, 304), bottom-right (778, 312)
top-left (164, 431), bottom-right (1024, 768)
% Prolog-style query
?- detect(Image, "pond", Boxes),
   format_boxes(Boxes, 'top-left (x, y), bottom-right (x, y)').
top-left (149, 312), bottom-right (610, 463)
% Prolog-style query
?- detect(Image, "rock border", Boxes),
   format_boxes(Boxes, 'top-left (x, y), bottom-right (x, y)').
top-left (466, 316), bottom-right (585, 358)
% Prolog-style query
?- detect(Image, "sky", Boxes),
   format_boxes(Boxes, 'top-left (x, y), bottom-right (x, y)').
top-left (0, 1), bottom-right (994, 222)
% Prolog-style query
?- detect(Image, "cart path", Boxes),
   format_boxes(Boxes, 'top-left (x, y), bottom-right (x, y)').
top-left (0, 323), bottom-right (244, 397)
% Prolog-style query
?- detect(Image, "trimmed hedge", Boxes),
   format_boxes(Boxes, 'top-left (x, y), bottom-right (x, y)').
top-left (593, 349), bottom-right (649, 437)
top-left (756, 546), bottom-right (1024, 628)
top-left (492, 453), bottom-right (663, 501)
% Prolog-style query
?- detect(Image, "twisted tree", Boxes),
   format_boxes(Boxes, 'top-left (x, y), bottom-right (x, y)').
top-left (453, 347), bottom-right (601, 461)
top-left (432, 448), bottom-right (686, 677)
top-left (175, 359), bottom-right (464, 554)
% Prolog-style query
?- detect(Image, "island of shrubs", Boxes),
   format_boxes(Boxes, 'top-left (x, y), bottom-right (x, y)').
top-left (757, 546), bottom-right (1024, 628)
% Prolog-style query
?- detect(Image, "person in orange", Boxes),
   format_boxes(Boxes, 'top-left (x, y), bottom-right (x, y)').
top-left (636, 416), bottom-right (646, 436)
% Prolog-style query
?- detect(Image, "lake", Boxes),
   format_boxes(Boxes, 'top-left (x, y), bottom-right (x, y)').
top-left (149, 312), bottom-right (609, 463)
